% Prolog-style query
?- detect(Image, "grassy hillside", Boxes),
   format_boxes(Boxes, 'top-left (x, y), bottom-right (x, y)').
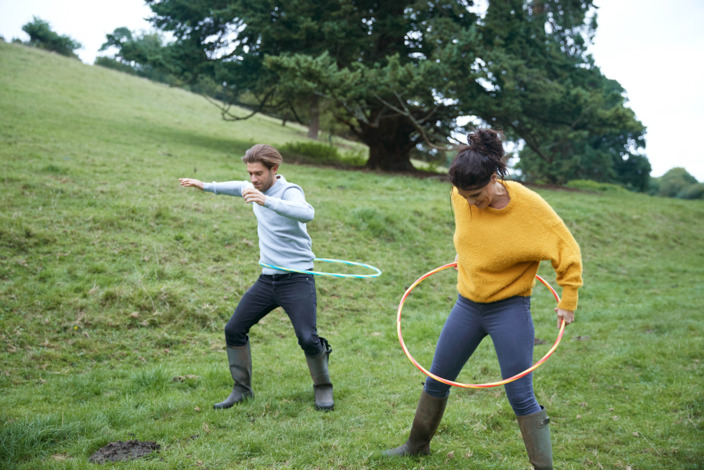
top-left (1, 40), bottom-right (703, 469)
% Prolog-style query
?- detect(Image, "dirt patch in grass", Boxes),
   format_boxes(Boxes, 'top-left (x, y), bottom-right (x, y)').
top-left (88, 440), bottom-right (160, 464)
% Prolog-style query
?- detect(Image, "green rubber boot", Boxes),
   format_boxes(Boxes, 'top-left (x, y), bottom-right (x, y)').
top-left (383, 390), bottom-right (448, 456)
top-left (213, 343), bottom-right (254, 409)
top-left (517, 406), bottom-right (553, 469)
top-left (305, 337), bottom-right (334, 411)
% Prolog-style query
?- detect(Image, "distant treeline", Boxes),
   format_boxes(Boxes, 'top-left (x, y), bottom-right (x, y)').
top-left (6, 7), bottom-right (702, 199)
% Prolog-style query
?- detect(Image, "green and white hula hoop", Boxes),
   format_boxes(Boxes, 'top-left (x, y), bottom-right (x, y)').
top-left (259, 258), bottom-right (382, 279)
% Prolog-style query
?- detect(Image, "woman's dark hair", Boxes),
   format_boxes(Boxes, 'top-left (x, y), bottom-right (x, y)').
top-left (449, 129), bottom-right (507, 190)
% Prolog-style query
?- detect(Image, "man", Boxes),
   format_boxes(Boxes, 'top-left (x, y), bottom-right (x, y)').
top-left (179, 144), bottom-right (333, 411)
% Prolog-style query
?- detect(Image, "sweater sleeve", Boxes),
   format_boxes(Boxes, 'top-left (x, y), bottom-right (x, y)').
top-left (202, 181), bottom-right (252, 197)
top-left (547, 221), bottom-right (583, 312)
top-left (264, 186), bottom-right (315, 223)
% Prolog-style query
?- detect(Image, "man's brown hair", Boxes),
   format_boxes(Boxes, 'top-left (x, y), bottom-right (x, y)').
top-left (242, 144), bottom-right (283, 170)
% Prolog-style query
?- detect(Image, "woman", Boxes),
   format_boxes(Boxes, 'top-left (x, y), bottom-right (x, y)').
top-left (384, 129), bottom-right (582, 469)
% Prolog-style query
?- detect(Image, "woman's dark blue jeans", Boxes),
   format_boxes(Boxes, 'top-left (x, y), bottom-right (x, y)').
top-left (424, 294), bottom-right (542, 417)
top-left (224, 273), bottom-right (324, 357)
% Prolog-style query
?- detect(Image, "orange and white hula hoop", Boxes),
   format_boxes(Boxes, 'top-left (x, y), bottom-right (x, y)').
top-left (397, 262), bottom-right (565, 389)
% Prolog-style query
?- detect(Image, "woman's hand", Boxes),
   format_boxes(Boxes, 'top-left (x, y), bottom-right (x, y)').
top-left (555, 308), bottom-right (575, 329)
top-left (242, 188), bottom-right (266, 206)
top-left (179, 178), bottom-right (204, 190)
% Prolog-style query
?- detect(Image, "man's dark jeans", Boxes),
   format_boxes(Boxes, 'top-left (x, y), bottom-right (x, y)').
top-left (225, 273), bottom-right (324, 357)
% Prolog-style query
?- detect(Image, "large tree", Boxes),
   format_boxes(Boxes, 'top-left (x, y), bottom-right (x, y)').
top-left (145, 0), bottom-right (647, 177)
top-left (147, 0), bottom-right (351, 140)
top-left (470, 1), bottom-right (647, 186)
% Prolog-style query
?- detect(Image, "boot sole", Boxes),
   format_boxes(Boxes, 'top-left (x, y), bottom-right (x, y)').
top-left (213, 393), bottom-right (254, 409)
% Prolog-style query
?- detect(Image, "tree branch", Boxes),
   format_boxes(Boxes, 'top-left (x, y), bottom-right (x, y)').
top-left (372, 91), bottom-right (456, 152)
top-left (199, 89), bottom-right (278, 121)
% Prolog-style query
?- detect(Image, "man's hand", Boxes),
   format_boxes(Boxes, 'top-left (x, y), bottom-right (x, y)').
top-left (179, 178), bottom-right (204, 190)
top-left (242, 188), bottom-right (266, 206)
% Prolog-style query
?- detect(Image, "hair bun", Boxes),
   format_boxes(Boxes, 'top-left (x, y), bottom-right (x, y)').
top-left (466, 129), bottom-right (504, 159)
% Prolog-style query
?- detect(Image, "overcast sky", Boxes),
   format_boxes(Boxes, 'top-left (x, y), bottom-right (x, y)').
top-left (1, 0), bottom-right (703, 180)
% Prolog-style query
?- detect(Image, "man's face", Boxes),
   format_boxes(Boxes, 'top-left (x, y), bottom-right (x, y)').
top-left (246, 162), bottom-right (278, 192)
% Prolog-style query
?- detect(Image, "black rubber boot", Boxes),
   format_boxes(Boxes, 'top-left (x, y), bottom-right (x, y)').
top-left (517, 406), bottom-right (553, 469)
top-left (213, 343), bottom-right (254, 409)
top-left (305, 337), bottom-right (334, 411)
top-left (383, 390), bottom-right (448, 456)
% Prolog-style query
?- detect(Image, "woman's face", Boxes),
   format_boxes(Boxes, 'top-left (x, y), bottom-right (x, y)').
top-left (456, 173), bottom-right (499, 210)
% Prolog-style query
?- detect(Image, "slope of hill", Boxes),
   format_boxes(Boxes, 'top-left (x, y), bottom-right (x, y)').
top-left (1, 40), bottom-right (702, 469)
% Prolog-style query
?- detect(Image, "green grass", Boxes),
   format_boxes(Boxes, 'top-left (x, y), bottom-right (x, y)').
top-left (1, 40), bottom-right (703, 469)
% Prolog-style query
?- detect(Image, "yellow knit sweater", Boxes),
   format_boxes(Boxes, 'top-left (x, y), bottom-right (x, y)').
top-left (452, 181), bottom-right (583, 311)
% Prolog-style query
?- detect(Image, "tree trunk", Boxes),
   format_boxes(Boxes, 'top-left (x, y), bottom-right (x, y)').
top-left (361, 115), bottom-right (416, 171)
top-left (307, 96), bottom-right (320, 140)
top-left (532, 1), bottom-right (546, 15)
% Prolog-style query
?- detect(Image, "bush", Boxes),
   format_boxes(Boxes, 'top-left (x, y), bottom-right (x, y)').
top-left (280, 141), bottom-right (367, 166)
top-left (95, 57), bottom-right (139, 76)
top-left (657, 167), bottom-right (698, 198)
top-left (280, 141), bottom-right (341, 163)
top-left (677, 183), bottom-right (704, 200)
top-left (21, 17), bottom-right (81, 59)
